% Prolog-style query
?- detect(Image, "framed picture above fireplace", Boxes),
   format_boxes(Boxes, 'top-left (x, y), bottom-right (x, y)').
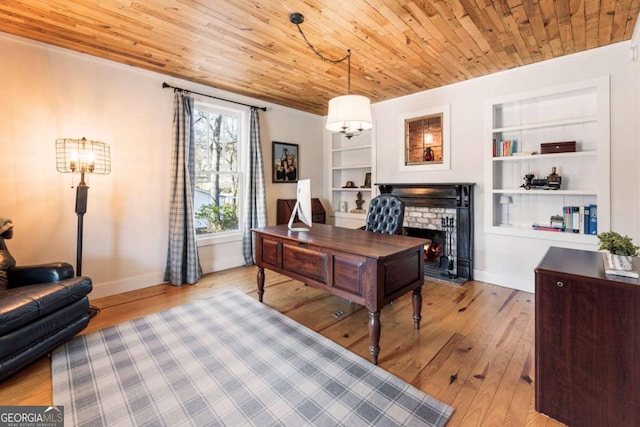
top-left (400, 104), bottom-right (450, 172)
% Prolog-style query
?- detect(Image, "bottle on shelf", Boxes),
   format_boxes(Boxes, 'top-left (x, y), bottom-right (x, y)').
top-left (547, 167), bottom-right (562, 189)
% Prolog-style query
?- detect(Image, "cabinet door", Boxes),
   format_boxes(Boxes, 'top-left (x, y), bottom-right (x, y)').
top-left (535, 272), bottom-right (639, 427)
top-left (535, 273), bottom-right (574, 424)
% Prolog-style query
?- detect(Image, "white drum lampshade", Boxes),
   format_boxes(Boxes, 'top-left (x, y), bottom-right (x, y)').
top-left (326, 94), bottom-right (373, 139)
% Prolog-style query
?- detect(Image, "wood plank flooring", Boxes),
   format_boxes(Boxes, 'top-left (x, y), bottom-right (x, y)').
top-left (0, 266), bottom-right (565, 426)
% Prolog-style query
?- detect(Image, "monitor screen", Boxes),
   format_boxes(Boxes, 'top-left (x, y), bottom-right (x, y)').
top-left (288, 179), bottom-right (312, 231)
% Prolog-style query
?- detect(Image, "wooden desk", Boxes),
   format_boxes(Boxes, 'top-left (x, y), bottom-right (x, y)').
top-left (252, 223), bottom-right (426, 364)
top-left (535, 247), bottom-right (640, 427)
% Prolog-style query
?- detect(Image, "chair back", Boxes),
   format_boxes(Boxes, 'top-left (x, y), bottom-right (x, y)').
top-left (364, 194), bottom-right (405, 235)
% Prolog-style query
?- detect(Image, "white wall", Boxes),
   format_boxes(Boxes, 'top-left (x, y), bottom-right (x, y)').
top-left (0, 33), bottom-right (324, 298)
top-left (372, 41), bottom-right (639, 292)
top-left (3, 31), bottom-right (638, 298)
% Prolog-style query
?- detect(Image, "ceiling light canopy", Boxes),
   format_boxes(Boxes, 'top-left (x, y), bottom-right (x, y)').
top-left (290, 12), bottom-right (373, 139)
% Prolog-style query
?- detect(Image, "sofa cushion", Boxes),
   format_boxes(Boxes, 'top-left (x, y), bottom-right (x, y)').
top-left (0, 277), bottom-right (92, 335)
top-left (0, 297), bottom-right (89, 360)
top-left (0, 312), bottom-right (90, 382)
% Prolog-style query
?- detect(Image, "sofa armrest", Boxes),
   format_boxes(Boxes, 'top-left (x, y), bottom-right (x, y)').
top-left (7, 262), bottom-right (75, 287)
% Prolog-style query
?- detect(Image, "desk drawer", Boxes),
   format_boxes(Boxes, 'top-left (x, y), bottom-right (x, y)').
top-left (333, 254), bottom-right (365, 296)
top-left (259, 237), bottom-right (282, 268)
top-left (312, 213), bottom-right (326, 224)
top-left (384, 251), bottom-right (421, 297)
top-left (283, 243), bottom-right (328, 284)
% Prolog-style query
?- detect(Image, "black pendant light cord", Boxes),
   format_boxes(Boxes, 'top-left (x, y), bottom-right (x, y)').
top-left (290, 13), bottom-right (352, 93)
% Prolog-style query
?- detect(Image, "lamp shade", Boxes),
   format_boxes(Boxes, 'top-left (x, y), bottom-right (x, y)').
top-left (56, 137), bottom-right (111, 175)
top-left (499, 195), bottom-right (513, 205)
top-left (326, 94), bottom-right (373, 138)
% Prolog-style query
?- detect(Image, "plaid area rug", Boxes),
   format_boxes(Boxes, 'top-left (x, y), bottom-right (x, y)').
top-left (53, 290), bottom-right (453, 426)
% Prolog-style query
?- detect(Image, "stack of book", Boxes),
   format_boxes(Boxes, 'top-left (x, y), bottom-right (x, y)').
top-left (602, 253), bottom-right (639, 278)
top-left (532, 204), bottom-right (597, 234)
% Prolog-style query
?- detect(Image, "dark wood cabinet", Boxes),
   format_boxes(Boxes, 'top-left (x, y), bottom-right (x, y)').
top-left (535, 247), bottom-right (640, 427)
top-left (276, 198), bottom-right (326, 225)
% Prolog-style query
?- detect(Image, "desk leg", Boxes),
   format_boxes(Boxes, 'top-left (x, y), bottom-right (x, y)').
top-left (368, 310), bottom-right (381, 365)
top-left (257, 266), bottom-right (265, 303)
top-left (412, 287), bottom-right (422, 329)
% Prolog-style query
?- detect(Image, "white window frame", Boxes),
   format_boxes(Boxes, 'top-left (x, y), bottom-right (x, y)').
top-left (193, 100), bottom-right (248, 247)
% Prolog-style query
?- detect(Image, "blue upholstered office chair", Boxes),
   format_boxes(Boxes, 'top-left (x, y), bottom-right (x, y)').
top-left (364, 194), bottom-right (405, 235)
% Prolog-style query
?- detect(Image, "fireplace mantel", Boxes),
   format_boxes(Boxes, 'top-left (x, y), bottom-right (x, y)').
top-left (376, 182), bottom-right (474, 208)
top-left (377, 182), bottom-right (475, 281)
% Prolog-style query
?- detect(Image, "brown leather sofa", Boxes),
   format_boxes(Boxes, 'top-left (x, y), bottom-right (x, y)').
top-left (0, 219), bottom-right (92, 382)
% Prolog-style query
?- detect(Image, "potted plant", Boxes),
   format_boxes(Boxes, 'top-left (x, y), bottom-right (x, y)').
top-left (597, 231), bottom-right (639, 278)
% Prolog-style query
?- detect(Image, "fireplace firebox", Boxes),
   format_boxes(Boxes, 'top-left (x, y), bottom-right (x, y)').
top-left (377, 183), bottom-right (474, 285)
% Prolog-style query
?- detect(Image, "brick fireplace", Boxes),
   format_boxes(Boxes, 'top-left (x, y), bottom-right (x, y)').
top-left (377, 183), bottom-right (474, 285)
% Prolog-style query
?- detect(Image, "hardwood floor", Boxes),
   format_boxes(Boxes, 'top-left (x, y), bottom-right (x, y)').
top-left (0, 266), bottom-right (564, 426)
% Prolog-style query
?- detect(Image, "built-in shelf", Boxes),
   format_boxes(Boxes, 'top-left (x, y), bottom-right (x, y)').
top-left (492, 151), bottom-right (596, 162)
top-left (492, 189), bottom-right (597, 195)
top-left (331, 187), bottom-right (373, 192)
top-left (485, 76), bottom-right (610, 242)
top-left (333, 211), bottom-right (366, 219)
top-left (492, 115), bottom-right (597, 133)
top-left (329, 131), bottom-right (375, 228)
top-left (332, 144), bottom-right (372, 153)
top-left (331, 164), bottom-right (371, 170)
top-left (489, 224), bottom-right (598, 243)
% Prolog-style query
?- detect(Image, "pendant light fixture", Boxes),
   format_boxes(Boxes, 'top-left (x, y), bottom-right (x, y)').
top-left (290, 12), bottom-right (373, 139)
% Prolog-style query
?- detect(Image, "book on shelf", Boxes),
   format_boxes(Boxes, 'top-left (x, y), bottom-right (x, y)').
top-left (589, 204), bottom-right (597, 235)
top-left (533, 205), bottom-right (597, 234)
top-left (583, 205), bottom-right (590, 234)
top-left (493, 139), bottom-right (517, 157)
top-left (562, 206), bottom-right (580, 233)
top-left (559, 204), bottom-right (597, 234)
top-left (532, 224), bottom-right (565, 232)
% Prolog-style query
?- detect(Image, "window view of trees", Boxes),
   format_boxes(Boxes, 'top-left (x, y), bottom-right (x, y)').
top-left (193, 106), bottom-right (241, 235)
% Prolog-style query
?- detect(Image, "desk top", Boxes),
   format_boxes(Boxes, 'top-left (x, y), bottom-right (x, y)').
top-left (252, 223), bottom-right (427, 259)
top-left (536, 246), bottom-right (640, 288)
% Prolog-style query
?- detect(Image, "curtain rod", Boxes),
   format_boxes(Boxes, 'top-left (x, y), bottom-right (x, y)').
top-left (162, 82), bottom-right (267, 111)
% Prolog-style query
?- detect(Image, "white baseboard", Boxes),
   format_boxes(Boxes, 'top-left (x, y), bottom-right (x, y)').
top-left (90, 271), bottom-right (166, 299)
top-left (89, 256), bottom-right (247, 299)
top-left (473, 269), bottom-right (534, 294)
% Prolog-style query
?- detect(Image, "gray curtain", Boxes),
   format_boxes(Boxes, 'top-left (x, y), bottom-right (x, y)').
top-left (242, 108), bottom-right (267, 265)
top-left (164, 92), bottom-right (202, 285)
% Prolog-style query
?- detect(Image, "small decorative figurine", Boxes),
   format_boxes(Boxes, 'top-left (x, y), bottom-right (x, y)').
top-left (350, 191), bottom-right (366, 213)
top-left (521, 167), bottom-right (562, 190)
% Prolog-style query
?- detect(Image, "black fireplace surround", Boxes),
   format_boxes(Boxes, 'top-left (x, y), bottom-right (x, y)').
top-left (377, 183), bottom-right (475, 282)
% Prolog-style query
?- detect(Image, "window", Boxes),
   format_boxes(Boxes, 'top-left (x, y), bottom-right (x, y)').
top-left (193, 103), bottom-right (243, 236)
top-left (404, 113), bottom-right (443, 165)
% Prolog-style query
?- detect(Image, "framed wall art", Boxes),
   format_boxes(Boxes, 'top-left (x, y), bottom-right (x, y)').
top-left (399, 104), bottom-right (451, 171)
top-left (272, 141), bottom-right (299, 183)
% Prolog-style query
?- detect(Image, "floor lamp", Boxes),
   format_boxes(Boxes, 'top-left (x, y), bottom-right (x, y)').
top-left (56, 137), bottom-right (111, 276)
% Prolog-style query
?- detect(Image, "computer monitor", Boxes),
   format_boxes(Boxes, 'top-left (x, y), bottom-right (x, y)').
top-left (288, 179), bottom-right (312, 232)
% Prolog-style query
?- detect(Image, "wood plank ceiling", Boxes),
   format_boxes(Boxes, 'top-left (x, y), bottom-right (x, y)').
top-left (1, 1), bottom-right (639, 115)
